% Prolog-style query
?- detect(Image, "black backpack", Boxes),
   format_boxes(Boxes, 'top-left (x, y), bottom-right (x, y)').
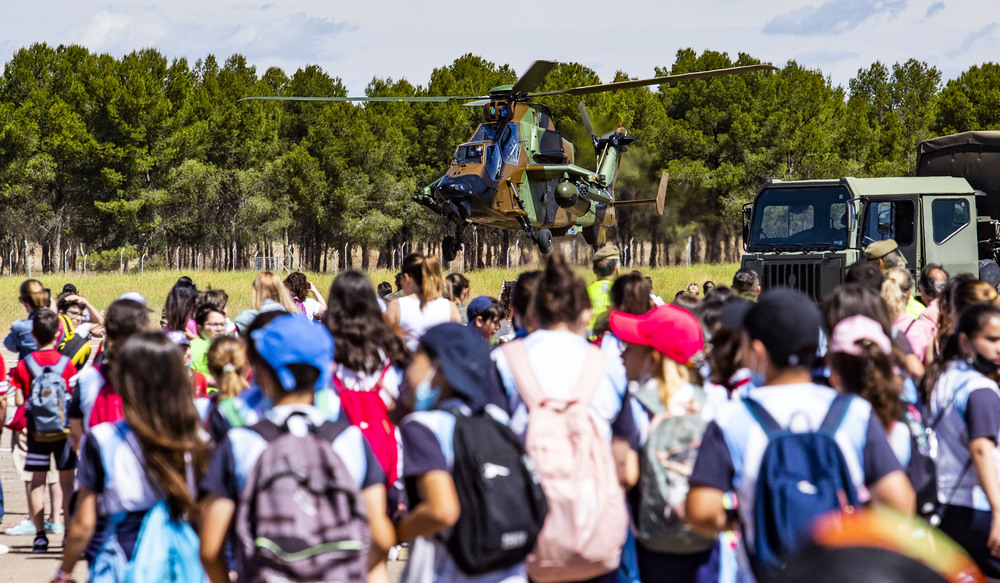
top-left (446, 410), bottom-right (548, 575)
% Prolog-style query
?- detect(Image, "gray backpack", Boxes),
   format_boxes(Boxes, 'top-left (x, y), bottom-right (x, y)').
top-left (235, 416), bottom-right (370, 583)
top-left (26, 354), bottom-right (72, 442)
top-left (632, 385), bottom-right (715, 554)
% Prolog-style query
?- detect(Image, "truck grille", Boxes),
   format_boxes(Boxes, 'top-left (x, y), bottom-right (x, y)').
top-left (762, 262), bottom-right (822, 302)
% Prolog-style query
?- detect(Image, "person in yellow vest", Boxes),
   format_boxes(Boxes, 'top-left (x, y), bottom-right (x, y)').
top-left (587, 245), bottom-right (620, 339)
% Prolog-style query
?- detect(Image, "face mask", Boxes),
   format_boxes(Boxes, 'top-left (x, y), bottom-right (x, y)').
top-left (750, 370), bottom-right (766, 388)
top-left (970, 352), bottom-right (1000, 378)
top-left (413, 366), bottom-right (441, 411)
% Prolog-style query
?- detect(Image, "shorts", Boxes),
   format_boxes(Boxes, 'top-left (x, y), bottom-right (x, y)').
top-left (24, 432), bottom-right (77, 473)
top-left (10, 431), bottom-right (58, 484)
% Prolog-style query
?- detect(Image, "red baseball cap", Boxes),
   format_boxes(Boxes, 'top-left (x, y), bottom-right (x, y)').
top-left (609, 304), bottom-right (704, 365)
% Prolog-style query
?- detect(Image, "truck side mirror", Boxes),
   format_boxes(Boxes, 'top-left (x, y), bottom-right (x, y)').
top-left (741, 204), bottom-right (752, 249)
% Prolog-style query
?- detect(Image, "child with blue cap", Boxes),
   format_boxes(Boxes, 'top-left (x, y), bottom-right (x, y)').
top-left (199, 314), bottom-right (396, 583)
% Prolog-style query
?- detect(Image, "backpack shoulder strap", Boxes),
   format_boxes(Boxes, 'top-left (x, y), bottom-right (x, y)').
top-left (743, 398), bottom-right (783, 438)
top-left (500, 340), bottom-right (546, 410)
top-left (249, 418), bottom-right (282, 442)
top-left (631, 386), bottom-right (666, 416)
top-left (819, 394), bottom-right (855, 434)
top-left (314, 418), bottom-right (352, 443)
top-left (52, 355), bottom-right (71, 376)
top-left (23, 354), bottom-right (43, 380)
top-left (571, 345), bottom-right (607, 406)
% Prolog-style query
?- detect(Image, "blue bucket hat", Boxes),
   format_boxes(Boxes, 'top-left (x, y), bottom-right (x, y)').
top-left (466, 295), bottom-right (495, 324)
top-left (419, 323), bottom-right (491, 408)
top-left (251, 315), bottom-right (334, 392)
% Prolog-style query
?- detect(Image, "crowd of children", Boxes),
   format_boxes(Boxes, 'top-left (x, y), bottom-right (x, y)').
top-left (0, 243), bottom-right (995, 582)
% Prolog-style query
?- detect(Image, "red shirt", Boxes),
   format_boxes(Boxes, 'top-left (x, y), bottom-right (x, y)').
top-left (191, 371), bottom-right (209, 399)
top-left (12, 349), bottom-right (78, 399)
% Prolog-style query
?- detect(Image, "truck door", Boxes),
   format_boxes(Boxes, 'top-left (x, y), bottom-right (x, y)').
top-left (921, 196), bottom-right (978, 277)
top-left (862, 198), bottom-right (917, 268)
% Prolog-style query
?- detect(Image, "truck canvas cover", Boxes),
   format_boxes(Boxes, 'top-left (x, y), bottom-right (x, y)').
top-left (917, 131), bottom-right (1000, 218)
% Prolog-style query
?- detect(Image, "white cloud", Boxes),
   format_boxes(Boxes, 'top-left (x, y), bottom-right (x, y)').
top-left (764, 0), bottom-right (907, 36)
top-left (925, 1), bottom-right (945, 17)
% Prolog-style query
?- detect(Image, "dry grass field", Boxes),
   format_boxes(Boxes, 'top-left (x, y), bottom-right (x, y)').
top-left (0, 263), bottom-right (740, 325)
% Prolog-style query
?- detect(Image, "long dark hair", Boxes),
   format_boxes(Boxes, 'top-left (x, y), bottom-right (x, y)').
top-left (284, 272), bottom-right (310, 301)
top-left (325, 270), bottom-right (411, 374)
top-left (165, 279), bottom-right (198, 332)
top-left (112, 332), bottom-right (207, 519)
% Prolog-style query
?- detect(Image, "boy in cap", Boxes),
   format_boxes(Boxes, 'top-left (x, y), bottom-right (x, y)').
top-left (588, 245), bottom-right (620, 339)
top-left (684, 288), bottom-right (915, 570)
top-left (466, 295), bottom-right (502, 342)
top-left (199, 314), bottom-right (395, 583)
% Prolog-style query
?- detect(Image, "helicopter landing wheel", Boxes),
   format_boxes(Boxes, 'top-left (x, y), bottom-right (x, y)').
top-left (535, 229), bottom-right (554, 254)
top-left (442, 236), bottom-right (458, 263)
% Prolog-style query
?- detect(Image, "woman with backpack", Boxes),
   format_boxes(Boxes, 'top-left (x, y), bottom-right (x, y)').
top-left (396, 322), bottom-right (545, 583)
top-left (610, 304), bottom-right (722, 583)
top-left (385, 253), bottom-right (461, 352)
top-left (924, 302), bottom-right (1000, 577)
top-left (325, 270), bottom-right (410, 487)
top-left (491, 252), bottom-right (640, 583)
top-left (163, 276), bottom-right (199, 340)
top-left (56, 331), bottom-right (209, 583)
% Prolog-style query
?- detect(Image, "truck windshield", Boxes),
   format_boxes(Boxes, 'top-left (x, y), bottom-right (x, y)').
top-left (748, 186), bottom-right (851, 251)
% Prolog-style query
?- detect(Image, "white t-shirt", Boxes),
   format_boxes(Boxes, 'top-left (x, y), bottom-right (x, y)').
top-left (396, 296), bottom-right (453, 352)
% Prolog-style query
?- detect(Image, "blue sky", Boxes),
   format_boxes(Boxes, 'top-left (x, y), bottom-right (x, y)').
top-left (1, 0), bottom-right (996, 95)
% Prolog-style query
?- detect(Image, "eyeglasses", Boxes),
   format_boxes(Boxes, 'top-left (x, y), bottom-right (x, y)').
top-left (65, 311), bottom-right (84, 318)
top-left (204, 322), bottom-right (227, 328)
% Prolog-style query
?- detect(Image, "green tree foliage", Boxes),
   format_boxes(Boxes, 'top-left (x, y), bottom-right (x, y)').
top-left (0, 44), bottom-right (994, 271)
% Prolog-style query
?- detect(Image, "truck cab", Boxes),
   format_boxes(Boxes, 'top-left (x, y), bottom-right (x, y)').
top-left (741, 176), bottom-right (979, 302)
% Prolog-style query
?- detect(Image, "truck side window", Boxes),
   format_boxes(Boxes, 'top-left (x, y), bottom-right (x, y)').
top-left (931, 199), bottom-right (970, 244)
top-left (863, 200), bottom-right (914, 246)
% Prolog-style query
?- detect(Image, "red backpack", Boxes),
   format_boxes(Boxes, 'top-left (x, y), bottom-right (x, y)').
top-left (332, 366), bottom-right (398, 485)
top-left (80, 364), bottom-right (124, 428)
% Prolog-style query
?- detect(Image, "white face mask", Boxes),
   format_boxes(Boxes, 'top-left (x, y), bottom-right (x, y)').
top-left (413, 365), bottom-right (441, 411)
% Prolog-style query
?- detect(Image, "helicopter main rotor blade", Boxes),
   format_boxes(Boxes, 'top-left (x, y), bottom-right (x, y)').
top-left (525, 64), bottom-right (777, 98)
top-left (238, 94), bottom-right (489, 103)
top-left (578, 102), bottom-right (596, 138)
top-left (511, 60), bottom-right (557, 94)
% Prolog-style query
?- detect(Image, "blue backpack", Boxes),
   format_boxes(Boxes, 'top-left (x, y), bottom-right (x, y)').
top-left (744, 394), bottom-right (860, 576)
top-left (90, 423), bottom-right (205, 583)
top-left (25, 354), bottom-right (71, 442)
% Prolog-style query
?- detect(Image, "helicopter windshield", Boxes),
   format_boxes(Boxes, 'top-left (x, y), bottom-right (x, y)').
top-left (471, 124), bottom-right (499, 142)
top-left (500, 124), bottom-right (520, 164)
top-left (453, 143), bottom-right (484, 165)
top-left (485, 144), bottom-right (502, 181)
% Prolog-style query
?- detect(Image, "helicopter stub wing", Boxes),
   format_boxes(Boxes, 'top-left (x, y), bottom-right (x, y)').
top-left (526, 64), bottom-right (777, 98)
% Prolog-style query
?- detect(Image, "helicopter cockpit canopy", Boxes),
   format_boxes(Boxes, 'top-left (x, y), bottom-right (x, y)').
top-left (453, 143), bottom-right (484, 165)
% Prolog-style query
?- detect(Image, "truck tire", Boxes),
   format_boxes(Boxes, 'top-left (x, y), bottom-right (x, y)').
top-left (980, 259), bottom-right (1000, 288)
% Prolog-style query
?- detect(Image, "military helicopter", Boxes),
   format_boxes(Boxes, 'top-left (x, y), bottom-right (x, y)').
top-left (242, 61), bottom-right (775, 260)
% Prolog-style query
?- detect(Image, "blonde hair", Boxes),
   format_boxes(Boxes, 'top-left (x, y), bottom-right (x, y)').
top-left (251, 271), bottom-right (300, 313)
top-left (19, 279), bottom-right (47, 310)
top-left (657, 356), bottom-right (694, 408)
top-left (881, 267), bottom-right (913, 320)
top-left (206, 336), bottom-right (250, 400)
top-left (401, 253), bottom-right (445, 309)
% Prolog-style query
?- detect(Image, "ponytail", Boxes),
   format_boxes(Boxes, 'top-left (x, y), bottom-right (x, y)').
top-left (529, 252), bottom-right (591, 329)
top-left (19, 279), bottom-right (47, 310)
top-left (207, 336), bottom-right (250, 400)
top-left (401, 252), bottom-right (445, 309)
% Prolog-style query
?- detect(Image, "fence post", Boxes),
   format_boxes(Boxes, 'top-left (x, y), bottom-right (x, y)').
top-left (176, 246), bottom-right (180, 270)
top-left (233, 243), bottom-right (237, 271)
top-left (197, 252), bottom-right (202, 271)
top-left (8, 250), bottom-right (12, 276)
top-left (64, 250), bottom-right (69, 275)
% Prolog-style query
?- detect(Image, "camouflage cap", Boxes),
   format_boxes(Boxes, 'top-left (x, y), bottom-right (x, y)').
top-left (592, 245), bottom-right (620, 263)
top-left (864, 239), bottom-right (899, 261)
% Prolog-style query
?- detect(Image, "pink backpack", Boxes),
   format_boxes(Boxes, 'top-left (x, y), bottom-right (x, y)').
top-left (501, 340), bottom-right (628, 582)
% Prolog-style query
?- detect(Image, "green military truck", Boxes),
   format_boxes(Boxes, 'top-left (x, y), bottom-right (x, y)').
top-left (739, 131), bottom-right (1000, 301)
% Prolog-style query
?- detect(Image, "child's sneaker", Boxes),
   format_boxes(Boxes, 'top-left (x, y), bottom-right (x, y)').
top-left (32, 532), bottom-right (48, 553)
top-left (4, 519), bottom-right (35, 535)
top-left (44, 520), bottom-right (63, 534)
